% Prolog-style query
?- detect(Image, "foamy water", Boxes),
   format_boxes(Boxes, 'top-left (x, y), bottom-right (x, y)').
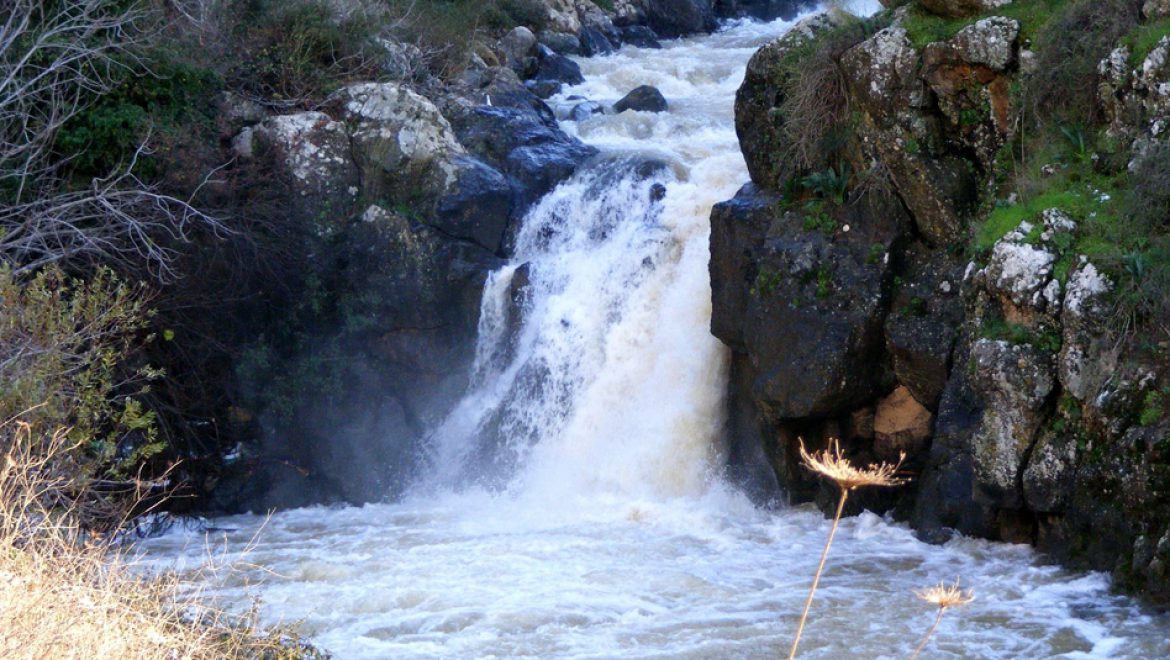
top-left (139, 3), bottom-right (1170, 657)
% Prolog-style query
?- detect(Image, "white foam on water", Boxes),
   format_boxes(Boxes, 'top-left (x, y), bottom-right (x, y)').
top-left (138, 2), bottom-right (1170, 657)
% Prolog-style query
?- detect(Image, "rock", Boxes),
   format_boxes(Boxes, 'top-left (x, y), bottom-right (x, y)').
top-left (614, 85), bottom-right (669, 113)
top-left (973, 209), bottom-right (1073, 325)
top-left (709, 183), bottom-right (780, 350)
top-left (579, 27), bottom-right (615, 56)
top-left (921, 18), bottom-right (1019, 170)
top-left (736, 12), bottom-right (847, 191)
top-left (525, 79), bottom-right (564, 99)
top-left (500, 26), bottom-right (537, 70)
top-left (1059, 262), bottom-right (1115, 403)
top-left (432, 156), bottom-right (515, 253)
top-left (842, 25), bottom-right (978, 246)
top-left (1022, 426), bottom-right (1077, 512)
top-left (450, 105), bottom-right (598, 216)
top-left (538, 31), bottom-right (582, 56)
top-left (711, 187), bottom-right (909, 420)
top-left (641, 0), bottom-right (717, 38)
top-left (969, 338), bottom-right (1055, 507)
top-left (325, 82), bottom-right (472, 221)
top-left (247, 112), bottom-right (359, 225)
top-left (884, 243), bottom-right (963, 409)
top-left (621, 25), bottom-right (662, 48)
top-left (1144, 0), bottom-right (1170, 19)
top-left (528, 44), bottom-right (585, 86)
top-left (916, 0), bottom-right (1013, 18)
top-left (873, 386), bottom-right (934, 461)
top-left (570, 100), bottom-right (605, 121)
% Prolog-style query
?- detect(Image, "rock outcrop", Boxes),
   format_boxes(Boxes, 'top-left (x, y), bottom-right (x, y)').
top-left (716, 2), bottom-right (1170, 605)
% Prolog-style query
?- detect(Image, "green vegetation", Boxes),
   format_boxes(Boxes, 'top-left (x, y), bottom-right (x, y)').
top-left (980, 318), bottom-right (1062, 353)
top-left (1140, 388), bottom-right (1170, 426)
top-left (1122, 17), bottom-right (1170, 64)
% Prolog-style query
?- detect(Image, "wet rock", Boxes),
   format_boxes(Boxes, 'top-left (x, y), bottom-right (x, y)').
top-left (884, 243), bottom-right (963, 409)
top-left (579, 27), bottom-right (615, 56)
top-left (614, 85), bottom-right (669, 113)
top-left (432, 156), bottom-right (515, 253)
top-left (528, 44), bottom-right (586, 86)
top-left (641, 0), bottom-right (717, 38)
top-left (450, 105), bottom-right (598, 215)
top-left (621, 25), bottom-right (662, 48)
top-left (570, 100), bottom-right (605, 121)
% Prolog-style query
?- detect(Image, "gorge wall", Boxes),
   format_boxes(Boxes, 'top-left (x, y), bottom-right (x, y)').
top-left (711, 0), bottom-right (1170, 604)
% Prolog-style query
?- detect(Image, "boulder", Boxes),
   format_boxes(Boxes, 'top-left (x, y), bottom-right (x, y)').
top-left (570, 100), bottom-right (605, 121)
top-left (641, 0), bottom-right (717, 38)
top-left (736, 12), bottom-right (845, 191)
top-left (450, 105), bottom-right (598, 215)
top-left (539, 31), bottom-right (582, 55)
top-left (244, 112), bottom-right (359, 226)
top-left (500, 26), bottom-right (537, 71)
top-left (621, 25), bottom-right (662, 49)
top-left (579, 27), bottom-right (616, 56)
top-left (1145, 0), bottom-right (1170, 18)
top-left (971, 209), bottom-right (1073, 326)
top-left (614, 85), bottom-right (669, 113)
top-left (528, 44), bottom-right (586, 86)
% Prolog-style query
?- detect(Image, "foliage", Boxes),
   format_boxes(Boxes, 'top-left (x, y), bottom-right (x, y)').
top-left (1122, 18), bottom-right (1170, 65)
top-left (227, 0), bottom-right (383, 104)
top-left (55, 55), bottom-right (222, 179)
top-left (0, 267), bottom-right (163, 485)
top-left (802, 164), bottom-right (853, 205)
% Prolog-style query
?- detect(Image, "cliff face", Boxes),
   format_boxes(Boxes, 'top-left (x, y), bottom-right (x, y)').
top-left (714, 0), bottom-right (1170, 603)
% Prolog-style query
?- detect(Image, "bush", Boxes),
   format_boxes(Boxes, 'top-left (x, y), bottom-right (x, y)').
top-left (1024, 0), bottom-right (1141, 126)
top-left (0, 266), bottom-right (164, 514)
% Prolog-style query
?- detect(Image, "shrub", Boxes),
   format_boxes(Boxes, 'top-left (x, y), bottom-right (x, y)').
top-left (1024, 0), bottom-right (1141, 127)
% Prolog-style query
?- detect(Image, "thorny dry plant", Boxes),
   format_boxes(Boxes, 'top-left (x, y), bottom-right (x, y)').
top-left (910, 579), bottom-right (976, 659)
top-left (788, 438), bottom-right (909, 659)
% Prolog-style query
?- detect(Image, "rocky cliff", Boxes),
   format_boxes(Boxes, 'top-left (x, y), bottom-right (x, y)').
top-left (713, 0), bottom-right (1170, 604)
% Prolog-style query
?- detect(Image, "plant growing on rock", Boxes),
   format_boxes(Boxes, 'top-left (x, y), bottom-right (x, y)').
top-left (910, 579), bottom-right (976, 659)
top-left (788, 439), bottom-right (908, 659)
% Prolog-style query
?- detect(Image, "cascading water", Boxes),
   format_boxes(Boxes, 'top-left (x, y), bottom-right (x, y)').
top-left (141, 4), bottom-right (1170, 657)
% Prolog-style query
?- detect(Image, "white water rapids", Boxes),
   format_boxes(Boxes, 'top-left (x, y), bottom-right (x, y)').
top-left (141, 3), bottom-right (1170, 657)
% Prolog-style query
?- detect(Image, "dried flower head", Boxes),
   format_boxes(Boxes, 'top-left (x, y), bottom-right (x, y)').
top-left (798, 438), bottom-right (908, 491)
top-left (915, 580), bottom-right (976, 609)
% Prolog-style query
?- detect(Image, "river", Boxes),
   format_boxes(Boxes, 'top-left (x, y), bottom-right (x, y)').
top-left (140, 3), bottom-right (1170, 657)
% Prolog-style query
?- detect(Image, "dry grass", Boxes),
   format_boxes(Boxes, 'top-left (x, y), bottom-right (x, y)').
top-left (910, 579), bottom-right (975, 660)
top-left (0, 419), bottom-right (317, 659)
top-left (788, 438), bottom-right (908, 659)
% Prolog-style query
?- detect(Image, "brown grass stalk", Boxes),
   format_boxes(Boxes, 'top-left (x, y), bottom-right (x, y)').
top-left (909, 580), bottom-right (975, 660)
top-left (788, 438), bottom-right (907, 659)
top-left (0, 418), bottom-right (315, 659)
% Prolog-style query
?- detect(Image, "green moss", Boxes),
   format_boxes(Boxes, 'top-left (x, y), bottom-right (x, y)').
top-left (980, 318), bottom-right (1062, 352)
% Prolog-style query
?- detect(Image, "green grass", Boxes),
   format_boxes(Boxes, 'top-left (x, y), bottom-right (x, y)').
top-left (902, 0), bottom-right (1065, 49)
top-left (1123, 17), bottom-right (1170, 65)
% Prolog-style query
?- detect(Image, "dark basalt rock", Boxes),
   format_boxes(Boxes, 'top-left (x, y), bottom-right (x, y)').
top-left (451, 105), bottom-right (598, 217)
top-left (570, 100), bottom-right (605, 122)
top-left (432, 156), bottom-right (515, 254)
top-left (527, 44), bottom-right (585, 86)
top-left (614, 85), bottom-right (668, 113)
top-left (579, 27), bottom-right (615, 57)
top-left (620, 25), bottom-right (662, 49)
top-left (641, 0), bottom-right (717, 38)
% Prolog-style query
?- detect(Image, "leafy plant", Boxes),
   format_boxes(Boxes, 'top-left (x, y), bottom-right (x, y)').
top-left (801, 164), bottom-right (852, 206)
